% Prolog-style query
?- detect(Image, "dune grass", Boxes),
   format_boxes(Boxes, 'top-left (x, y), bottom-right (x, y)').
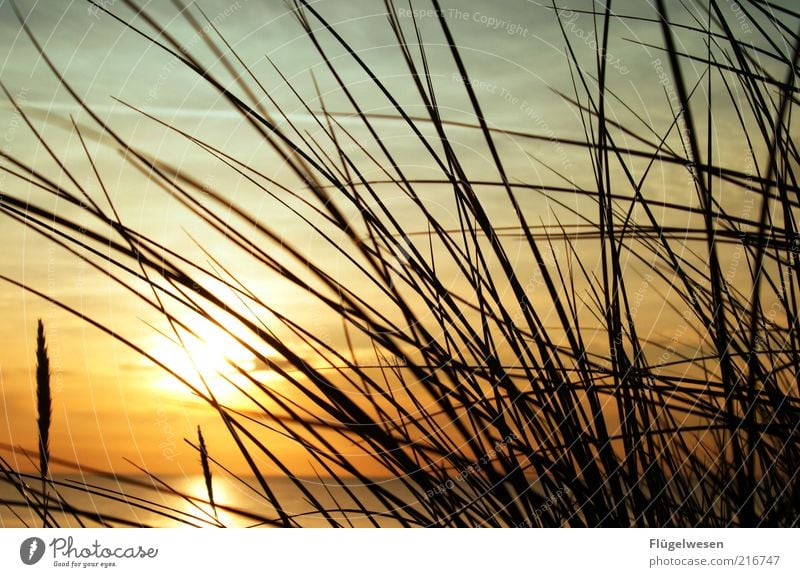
top-left (1, 0), bottom-right (799, 527)
top-left (35, 319), bottom-right (51, 526)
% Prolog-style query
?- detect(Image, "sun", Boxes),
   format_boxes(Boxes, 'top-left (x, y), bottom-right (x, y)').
top-left (147, 326), bottom-right (263, 405)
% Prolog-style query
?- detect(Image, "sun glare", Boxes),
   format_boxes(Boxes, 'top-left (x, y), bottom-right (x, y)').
top-left (181, 475), bottom-right (237, 527)
top-left (147, 328), bottom-right (262, 405)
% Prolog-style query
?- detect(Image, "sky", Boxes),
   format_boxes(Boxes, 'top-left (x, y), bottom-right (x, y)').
top-left (0, 0), bottom-right (792, 478)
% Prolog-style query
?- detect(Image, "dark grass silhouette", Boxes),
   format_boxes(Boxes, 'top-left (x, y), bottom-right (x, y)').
top-left (1, 0), bottom-right (799, 527)
top-left (198, 425), bottom-right (217, 519)
top-left (35, 319), bottom-right (51, 527)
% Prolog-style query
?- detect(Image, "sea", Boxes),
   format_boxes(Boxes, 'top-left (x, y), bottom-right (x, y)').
top-left (0, 475), bottom-right (421, 528)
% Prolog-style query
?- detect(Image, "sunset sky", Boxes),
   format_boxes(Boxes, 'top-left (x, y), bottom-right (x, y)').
top-left (0, 0), bottom-right (786, 481)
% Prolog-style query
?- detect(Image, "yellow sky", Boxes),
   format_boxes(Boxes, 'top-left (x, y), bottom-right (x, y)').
top-left (0, 0), bottom-right (792, 480)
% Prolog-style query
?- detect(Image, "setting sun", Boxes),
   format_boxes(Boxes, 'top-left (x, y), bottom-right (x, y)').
top-left (146, 327), bottom-right (261, 405)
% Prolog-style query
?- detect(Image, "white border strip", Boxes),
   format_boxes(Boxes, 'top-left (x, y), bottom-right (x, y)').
top-left (1, 528), bottom-right (798, 576)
